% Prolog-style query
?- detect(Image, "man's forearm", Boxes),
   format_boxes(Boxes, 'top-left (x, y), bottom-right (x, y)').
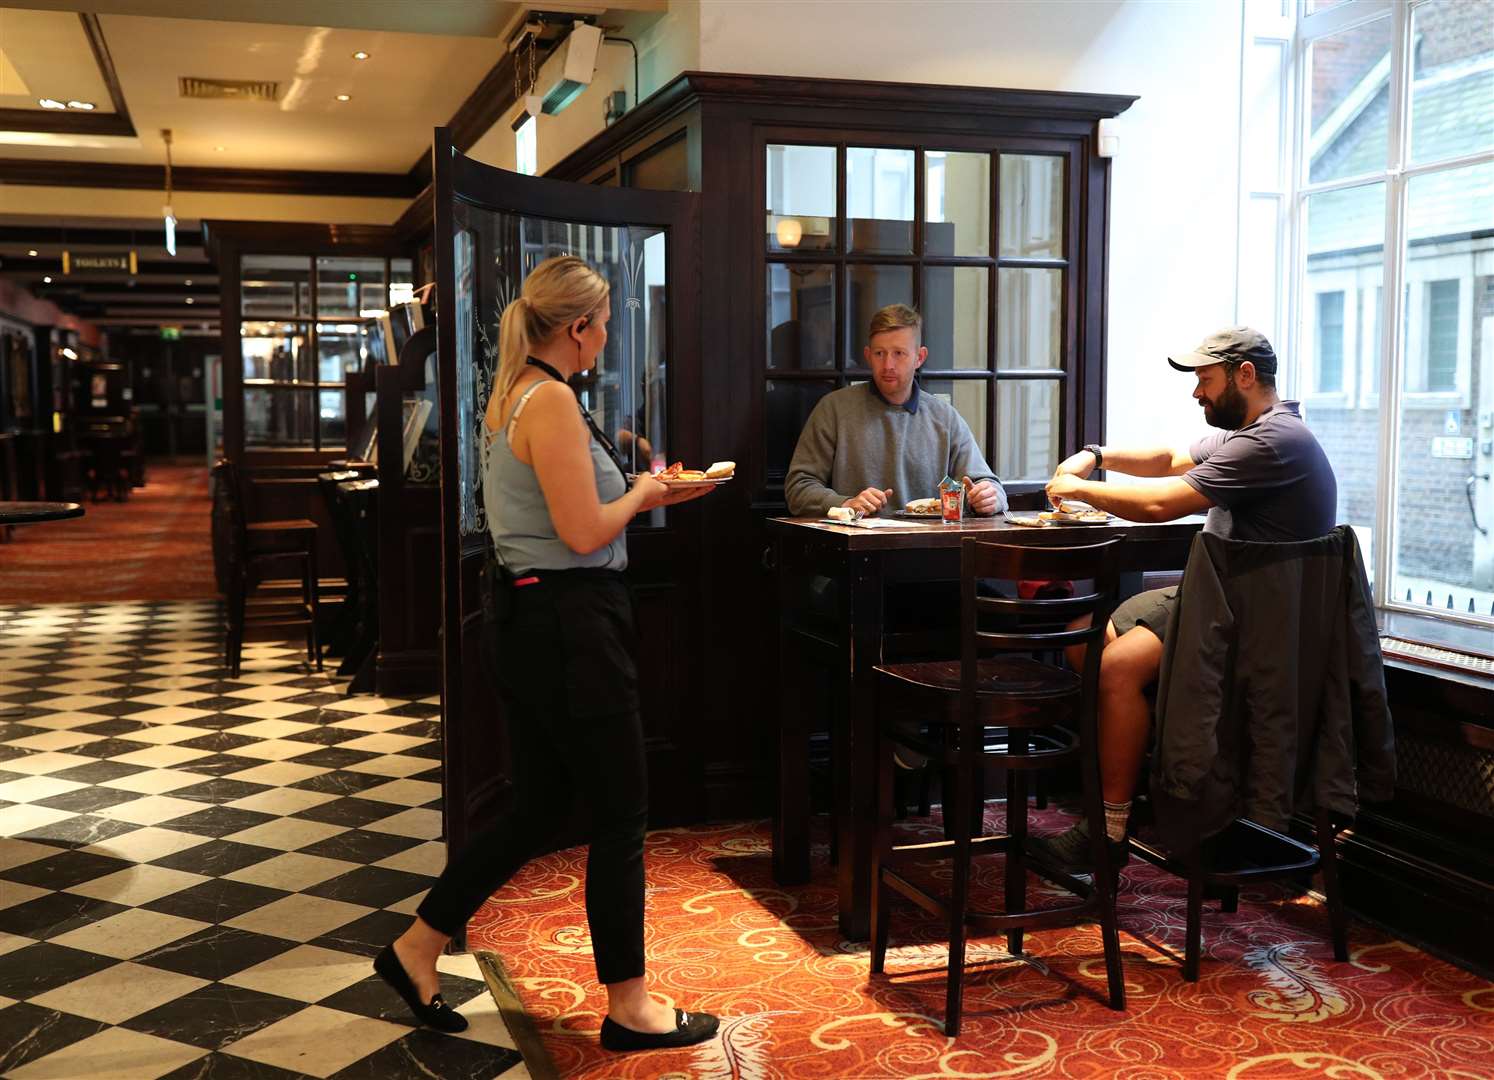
top-left (784, 473), bottom-right (844, 517)
top-left (1093, 445), bottom-right (1191, 478)
top-left (1058, 478), bottom-right (1177, 522)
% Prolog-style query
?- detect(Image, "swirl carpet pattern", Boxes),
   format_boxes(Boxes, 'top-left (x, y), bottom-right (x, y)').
top-left (466, 812), bottom-right (1492, 1079)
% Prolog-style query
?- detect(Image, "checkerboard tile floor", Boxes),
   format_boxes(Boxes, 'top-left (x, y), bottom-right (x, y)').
top-left (0, 601), bottom-right (530, 1080)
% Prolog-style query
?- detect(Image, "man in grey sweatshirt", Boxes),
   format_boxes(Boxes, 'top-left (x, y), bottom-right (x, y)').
top-left (785, 304), bottom-right (1008, 518)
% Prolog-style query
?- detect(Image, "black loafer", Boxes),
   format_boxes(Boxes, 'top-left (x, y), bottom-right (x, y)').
top-left (374, 944), bottom-right (469, 1033)
top-left (600, 1008), bottom-right (719, 1052)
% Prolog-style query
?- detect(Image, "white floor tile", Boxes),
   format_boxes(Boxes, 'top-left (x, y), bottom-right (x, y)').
top-left (65, 864), bottom-right (212, 906)
top-left (7, 1023), bottom-right (208, 1079)
top-left (219, 1004), bottom-right (405, 1078)
top-left (361, 807), bottom-right (442, 840)
top-left (225, 761), bottom-right (331, 787)
top-left (0, 775), bottom-right (86, 804)
top-left (81, 825), bottom-right (211, 864)
top-left (0, 802), bottom-right (77, 835)
top-left (96, 793), bottom-right (205, 825)
top-left (223, 943), bottom-right (374, 1002)
top-left (374, 841), bottom-right (447, 877)
top-left (110, 746), bottom-right (214, 770)
top-left (224, 893), bottom-right (373, 942)
top-left (224, 817), bottom-right (348, 852)
top-left (49, 907), bottom-right (210, 960)
top-left (224, 787), bottom-right (337, 816)
top-left (225, 852), bottom-right (361, 892)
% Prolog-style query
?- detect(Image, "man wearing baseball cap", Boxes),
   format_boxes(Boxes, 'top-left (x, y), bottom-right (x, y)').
top-left (1029, 326), bottom-right (1338, 871)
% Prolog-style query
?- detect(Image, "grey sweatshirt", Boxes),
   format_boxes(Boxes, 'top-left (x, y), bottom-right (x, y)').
top-left (785, 382), bottom-right (1007, 517)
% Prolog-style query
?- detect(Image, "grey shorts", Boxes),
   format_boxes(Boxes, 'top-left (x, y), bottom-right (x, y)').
top-left (1111, 585), bottom-right (1178, 645)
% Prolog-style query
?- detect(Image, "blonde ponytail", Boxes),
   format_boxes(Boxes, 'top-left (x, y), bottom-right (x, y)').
top-left (491, 256), bottom-right (610, 421)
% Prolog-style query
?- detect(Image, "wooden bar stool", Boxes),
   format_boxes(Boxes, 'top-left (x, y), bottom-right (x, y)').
top-left (869, 537), bottom-right (1125, 1036)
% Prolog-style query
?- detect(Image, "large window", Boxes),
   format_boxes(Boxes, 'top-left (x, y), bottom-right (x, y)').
top-left (1281, 0), bottom-right (1494, 624)
top-left (763, 141), bottom-right (1073, 489)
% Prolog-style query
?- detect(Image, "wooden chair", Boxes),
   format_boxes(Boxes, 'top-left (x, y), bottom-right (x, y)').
top-left (212, 460), bottom-right (322, 678)
top-left (869, 537), bottom-right (1125, 1035)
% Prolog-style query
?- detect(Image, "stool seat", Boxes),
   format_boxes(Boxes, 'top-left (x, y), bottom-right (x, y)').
top-left (877, 656), bottom-right (1079, 700)
top-left (248, 519), bottom-right (318, 533)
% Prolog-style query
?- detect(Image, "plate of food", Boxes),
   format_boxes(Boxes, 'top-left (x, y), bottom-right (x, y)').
top-left (1039, 500), bottom-right (1113, 525)
top-left (894, 497), bottom-right (943, 520)
top-left (654, 460), bottom-right (735, 489)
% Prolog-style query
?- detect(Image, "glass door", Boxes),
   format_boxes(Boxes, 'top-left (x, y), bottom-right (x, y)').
top-left (434, 132), bottom-right (702, 860)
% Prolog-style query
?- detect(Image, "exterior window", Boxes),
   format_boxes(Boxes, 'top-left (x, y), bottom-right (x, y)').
top-left (1423, 279), bottom-right (1457, 392)
top-left (1286, 0), bottom-right (1494, 625)
top-left (1315, 291), bottom-right (1344, 392)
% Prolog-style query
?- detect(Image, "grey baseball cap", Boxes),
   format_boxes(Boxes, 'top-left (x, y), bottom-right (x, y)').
top-left (1168, 326), bottom-right (1278, 375)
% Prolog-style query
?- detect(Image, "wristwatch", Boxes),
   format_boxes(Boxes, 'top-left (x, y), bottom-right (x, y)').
top-left (1082, 444), bottom-right (1104, 470)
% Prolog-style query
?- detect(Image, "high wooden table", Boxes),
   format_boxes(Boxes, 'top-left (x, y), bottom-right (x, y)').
top-left (769, 513), bottom-right (1202, 940)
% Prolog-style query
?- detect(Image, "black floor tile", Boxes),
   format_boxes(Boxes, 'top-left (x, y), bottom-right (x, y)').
top-left (47, 758), bottom-right (150, 784)
top-left (16, 813), bottom-right (141, 849)
top-left (0, 847), bottom-right (133, 889)
top-left (178, 731), bottom-right (261, 754)
top-left (404, 741), bottom-right (444, 760)
top-left (0, 1001), bottom-right (110, 1074)
top-left (0, 941), bottom-right (117, 998)
top-left (297, 829), bottom-right (422, 865)
top-left (143, 877), bottom-right (292, 924)
top-left (0, 744), bottom-right (37, 763)
top-left (158, 1051), bottom-right (309, 1079)
top-left (175, 754), bottom-right (262, 776)
top-left (123, 982), bottom-right (307, 1051)
top-left (305, 866), bottom-right (434, 908)
top-left (66, 736), bottom-right (161, 759)
top-left (289, 770), bottom-right (390, 796)
top-left (181, 713), bottom-right (266, 731)
top-left (388, 719), bottom-right (441, 740)
top-left (283, 726), bottom-right (364, 747)
top-left (32, 784), bottom-right (147, 814)
top-left (74, 717), bottom-right (156, 737)
top-left (162, 805), bottom-right (281, 838)
top-left (328, 1028), bottom-right (522, 1080)
top-left (134, 925), bottom-right (297, 981)
top-left (0, 892), bottom-right (129, 939)
top-left (150, 839), bottom-right (280, 877)
top-left (292, 798), bottom-right (400, 829)
top-left (320, 970), bottom-right (489, 1026)
top-left (305, 909), bottom-right (412, 959)
top-left (287, 747), bottom-right (379, 770)
top-left (171, 778), bottom-right (274, 805)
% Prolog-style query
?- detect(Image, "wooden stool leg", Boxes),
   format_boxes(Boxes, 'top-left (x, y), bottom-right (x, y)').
top-left (1219, 886), bottom-right (1239, 914)
top-left (305, 542), bottom-right (322, 672)
top-left (944, 765), bottom-right (971, 1037)
top-left (1185, 865), bottom-right (1205, 982)
top-left (1316, 808), bottom-right (1348, 962)
top-left (1005, 766), bottom-right (1027, 957)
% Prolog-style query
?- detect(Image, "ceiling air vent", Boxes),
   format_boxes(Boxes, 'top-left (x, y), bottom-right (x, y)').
top-left (178, 77), bottom-right (279, 102)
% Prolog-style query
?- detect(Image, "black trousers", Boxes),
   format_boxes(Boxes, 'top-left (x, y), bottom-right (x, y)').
top-left (416, 568), bottom-right (647, 986)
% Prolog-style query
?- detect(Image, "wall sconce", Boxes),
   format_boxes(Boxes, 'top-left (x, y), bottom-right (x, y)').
top-left (775, 217), bottom-right (803, 248)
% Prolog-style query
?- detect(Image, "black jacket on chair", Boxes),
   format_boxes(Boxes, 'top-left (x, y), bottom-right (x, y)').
top-left (1150, 526), bottom-right (1396, 850)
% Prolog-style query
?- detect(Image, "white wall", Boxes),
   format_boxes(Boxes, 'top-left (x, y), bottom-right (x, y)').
top-left (696, 0), bottom-right (1245, 452)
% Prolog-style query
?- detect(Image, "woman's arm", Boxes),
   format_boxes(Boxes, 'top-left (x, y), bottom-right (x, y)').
top-left (519, 383), bottom-right (661, 554)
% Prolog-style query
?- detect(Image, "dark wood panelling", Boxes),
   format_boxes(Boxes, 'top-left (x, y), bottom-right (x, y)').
top-left (0, 160), bottom-right (418, 198)
top-left (80, 12), bottom-right (134, 132)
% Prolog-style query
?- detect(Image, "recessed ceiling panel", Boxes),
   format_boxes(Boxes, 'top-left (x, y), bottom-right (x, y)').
top-left (0, 7), bottom-right (112, 111)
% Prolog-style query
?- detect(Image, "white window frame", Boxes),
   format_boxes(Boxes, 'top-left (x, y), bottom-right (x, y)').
top-left (1277, 0), bottom-right (1494, 628)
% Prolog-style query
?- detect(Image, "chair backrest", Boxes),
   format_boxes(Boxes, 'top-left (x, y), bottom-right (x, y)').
top-left (210, 459), bottom-right (249, 591)
top-left (958, 537), bottom-right (1124, 741)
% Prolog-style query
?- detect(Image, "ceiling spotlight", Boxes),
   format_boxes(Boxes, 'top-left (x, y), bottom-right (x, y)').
top-left (67, 100), bottom-right (95, 110)
top-left (185, 297), bottom-right (194, 305)
top-left (43, 275), bottom-right (52, 284)
top-left (213, 145), bottom-right (225, 152)
top-left (335, 93), bottom-right (351, 102)
top-left (185, 278), bottom-right (193, 286)
top-left (352, 50), bottom-right (370, 61)
top-left (27, 249), bottom-right (38, 256)
top-left (38, 98), bottom-right (66, 109)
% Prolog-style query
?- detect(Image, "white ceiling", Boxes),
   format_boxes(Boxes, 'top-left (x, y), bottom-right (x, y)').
top-left (0, 6), bottom-right (512, 171)
top-left (0, 8), bottom-right (110, 111)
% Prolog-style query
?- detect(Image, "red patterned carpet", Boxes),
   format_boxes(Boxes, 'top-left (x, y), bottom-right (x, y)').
top-left (0, 463), bottom-right (216, 603)
top-left (468, 812), bottom-right (1493, 1079)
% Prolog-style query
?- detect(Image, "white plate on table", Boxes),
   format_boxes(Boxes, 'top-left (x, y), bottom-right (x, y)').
top-left (893, 509), bottom-right (946, 521)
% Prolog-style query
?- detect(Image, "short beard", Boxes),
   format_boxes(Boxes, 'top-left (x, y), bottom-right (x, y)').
top-left (1203, 377), bottom-right (1248, 430)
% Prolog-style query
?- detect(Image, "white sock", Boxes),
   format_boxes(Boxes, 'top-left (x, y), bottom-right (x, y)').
top-left (1103, 800), bottom-right (1131, 842)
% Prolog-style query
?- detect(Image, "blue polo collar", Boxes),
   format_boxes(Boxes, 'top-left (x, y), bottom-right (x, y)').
top-left (868, 378), bottom-right (920, 414)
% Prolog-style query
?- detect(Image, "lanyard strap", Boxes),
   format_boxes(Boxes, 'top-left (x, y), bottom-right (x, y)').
top-left (525, 357), bottom-right (632, 484)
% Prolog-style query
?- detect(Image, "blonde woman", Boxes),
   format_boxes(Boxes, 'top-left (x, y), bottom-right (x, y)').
top-left (377, 256), bottom-right (717, 1051)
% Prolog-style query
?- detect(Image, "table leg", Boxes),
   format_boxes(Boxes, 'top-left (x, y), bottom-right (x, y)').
top-left (837, 550), bottom-right (882, 941)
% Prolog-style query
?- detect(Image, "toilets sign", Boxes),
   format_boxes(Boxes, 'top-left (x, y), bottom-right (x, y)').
top-left (62, 250), bottom-right (138, 275)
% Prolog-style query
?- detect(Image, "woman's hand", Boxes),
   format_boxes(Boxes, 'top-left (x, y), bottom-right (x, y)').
top-left (631, 471), bottom-right (671, 513)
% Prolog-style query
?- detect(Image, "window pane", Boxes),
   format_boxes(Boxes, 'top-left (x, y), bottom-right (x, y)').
top-left (1301, 181), bottom-right (1385, 573)
top-left (245, 387), bottom-right (315, 448)
top-left (847, 147), bottom-right (915, 254)
top-left (766, 379), bottom-right (835, 483)
top-left (242, 255), bottom-right (309, 318)
top-left (924, 150), bottom-right (989, 256)
top-left (316, 256), bottom-right (386, 319)
top-left (767, 264), bottom-right (835, 370)
top-left (998, 155), bottom-right (1063, 259)
top-left (924, 378), bottom-right (987, 462)
top-left (847, 265), bottom-right (913, 367)
top-left (1239, 195), bottom-right (1282, 341)
top-left (317, 322), bottom-right (368, 383)
top-left (767, 144), bottom-right (835, 253)
top-left (389, 258), bottom-right (415, 307)
top-left (319, 389), bottom-right (345, 449)
top-left (1409, 0), bottom-right (1494, 165)
top-left (997, 268), bottom-right (1062, 370)
top-left (996, 379), bottom-right (1060, 482)
top-left (242, 323), bottom-right (312, 384)
top-left (922, 266), bottom-right (988, 370)
top-left (1316, 291), bottom-right (1345, 392)
top-left (1242, 39), bottom-right (1287, 193)
top-left (1306, 15), bottom-right (1392, 184)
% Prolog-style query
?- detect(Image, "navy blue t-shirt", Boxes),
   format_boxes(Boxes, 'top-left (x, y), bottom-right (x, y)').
top-left (1183, 401), bottom-right (1337, 541)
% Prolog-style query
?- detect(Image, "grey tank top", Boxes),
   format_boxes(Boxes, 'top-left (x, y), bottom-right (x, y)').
top-left (483, 380), bottom-right (628, 573)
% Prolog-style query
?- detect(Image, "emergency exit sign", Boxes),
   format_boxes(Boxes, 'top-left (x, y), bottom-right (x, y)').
top-left (1430, 437), bottom-right (1474, 459)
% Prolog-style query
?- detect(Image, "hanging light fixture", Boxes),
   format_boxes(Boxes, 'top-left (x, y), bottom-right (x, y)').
top-left (161, 128), bottom-right (177, 257)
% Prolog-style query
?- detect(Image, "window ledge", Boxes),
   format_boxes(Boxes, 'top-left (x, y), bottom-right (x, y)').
top-left (1401, 390), bottom-right (1471, 410)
